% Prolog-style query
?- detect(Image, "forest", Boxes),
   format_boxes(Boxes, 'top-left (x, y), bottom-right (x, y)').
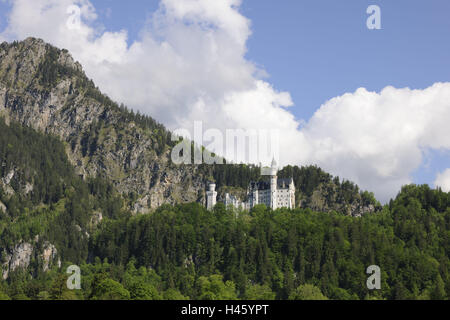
top-left (1, 185), bottom-right (449, 300)
top-left (0, 117), bottom-right (449, 300)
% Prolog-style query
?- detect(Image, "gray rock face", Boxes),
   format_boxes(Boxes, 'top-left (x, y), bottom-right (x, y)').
top-left (90, 211), bottom-right (103, 227)
top-left (307, 184), bottom-right (376, 217)
top-left (1, 240), bottom-right (60, 279)
top-left (2, 169), bottom-right (15, 185)
top-left (42, 242), bottom-right (60, 272)
top-left (0, 168), bottom-right (16, 196)
top-left (9, 242), bottom-right (33, 272)
top-left (0, 38), bottom-right (207, 212)
top-left (2, 242), bottom-right (33, 279)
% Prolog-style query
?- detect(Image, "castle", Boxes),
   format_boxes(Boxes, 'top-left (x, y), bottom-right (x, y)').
top-left (206, 183), bottom-right (218, 211)
top-left (207, 159), bottom-right (296, 211)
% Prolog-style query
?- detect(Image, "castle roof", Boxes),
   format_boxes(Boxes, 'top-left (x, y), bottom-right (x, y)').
top-left (248, 177), bottom-right (294, 191)
top-left (249, 180), bottom-right (270, 191)
top-left (277, 178), bottom-right (294, 189)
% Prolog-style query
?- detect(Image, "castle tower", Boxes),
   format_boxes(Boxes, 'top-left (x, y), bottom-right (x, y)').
top-left (206, 183), bottom-right (217, 211)
top-left (289, 178), bottom-right (296, 209)
top-left (270, 158), bottom-right (278, 210)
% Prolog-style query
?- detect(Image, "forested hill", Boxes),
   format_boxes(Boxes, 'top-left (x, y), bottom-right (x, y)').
top-left (0, 38), bottom-right (205, 212)
top-left (0, 116), bottom-right (127, 278)
top-left (87, 185), bottom-right (449, 300)
top-left (2, 171), bottom-right (449, 299)
top-left (199, 163), bottom-right (380, 216)
top-left (0, 39), bottom-right (448, 301)
top-left (0, 37), bottom-right (378, 215)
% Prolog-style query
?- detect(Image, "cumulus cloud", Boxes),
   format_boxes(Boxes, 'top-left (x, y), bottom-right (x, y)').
top-left (302, 84), bottom-right (450, 201)
top-left (0, 0), bottom-right (297, 161)
top-left (1, 0), bottom-right (450, 202)
top-left (435, 169), bottom-right (450, 192)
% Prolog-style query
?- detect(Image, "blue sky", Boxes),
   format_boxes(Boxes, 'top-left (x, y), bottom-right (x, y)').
top-left (82, 0), bottom-right (450, 117)
top-left (81, 0), bottom-right (450, 186)
top-left (1, 0), bottom-right (450, 199)
top-left (242, 0), bottom-right (450, 117)
top-left (240, 0), bottom-right (450, 187)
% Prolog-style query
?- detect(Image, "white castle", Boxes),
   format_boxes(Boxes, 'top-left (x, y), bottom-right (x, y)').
top-left (207, 159), bottom-right (296, 211)
top-left (206, 183), bottom-right (218, 211)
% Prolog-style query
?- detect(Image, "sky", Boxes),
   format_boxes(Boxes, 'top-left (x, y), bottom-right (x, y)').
top-left (0, 0), bottom-right (450, 202)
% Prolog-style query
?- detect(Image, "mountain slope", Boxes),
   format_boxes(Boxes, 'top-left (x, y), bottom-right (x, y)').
top-left (0, 38), bottom-right (207, 212)
top-left (0, 116), bottom-right (94, 278)
top-left (0, 38), bottom-right (378, 215)
top-left (0, 40), bottom-right (448, 301)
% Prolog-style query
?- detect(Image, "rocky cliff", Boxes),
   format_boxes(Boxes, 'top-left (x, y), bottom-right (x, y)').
top-left (0, 38), bottom-right (207, 212)
top-left (1, 238), bottom-right (60, 279)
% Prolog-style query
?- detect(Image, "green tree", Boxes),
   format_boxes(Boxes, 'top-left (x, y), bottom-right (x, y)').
top-left (289, 284), bottom-right (328, 300)
top-left (163, 288), bottom-right (189, 300)
top-left (91, 278), bottom-right (130, 300)
top-left (0, 291), bottom-right (11, 300)
top-left (128, 282), bottom-right (161, 300)
top-left (197, 275), bottom-right (238, 300)
top-left (431, 274), bottom-right (447, 300)
top-left (244, 284), bottom-right (276, 300)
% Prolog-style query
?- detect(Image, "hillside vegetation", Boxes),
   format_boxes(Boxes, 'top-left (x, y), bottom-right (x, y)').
top-left (0, 38), bottom-right (448, 300)
top-left (0, 38), bottom-right (378, 215)
top-left (1, 184), bottom-right (449, 300)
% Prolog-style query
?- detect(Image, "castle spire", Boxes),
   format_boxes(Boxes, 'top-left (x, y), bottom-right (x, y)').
top-left (271, 156), bottom-right (277, 168)
top-left (270, 156), bottom-right (278, 177)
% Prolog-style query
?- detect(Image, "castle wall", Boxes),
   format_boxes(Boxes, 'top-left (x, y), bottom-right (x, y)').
top-left (209, 163), bottom-right (295, 211)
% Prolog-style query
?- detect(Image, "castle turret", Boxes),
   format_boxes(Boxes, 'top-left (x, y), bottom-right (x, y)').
top-left (289, 178), bottom-right (295, 209)
top-left (270, 157), bottom-right (278, 176)
top-left (206, 183), bottom-right (217, 211)
top-left (270, 158), bottom-right (278, 210)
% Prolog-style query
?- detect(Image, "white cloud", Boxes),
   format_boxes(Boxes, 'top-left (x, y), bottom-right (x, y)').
top-left (302, 84), bottom-right (450, 202)
top-left (1, 0), bottom-right (450, 203)
top-left (0, 0), bottom-right (295, 157)
top-left (435, 169), bottom-right (450, 192)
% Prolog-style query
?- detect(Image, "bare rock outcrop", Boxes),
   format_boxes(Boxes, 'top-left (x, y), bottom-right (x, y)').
top-left (2, 242), bottom-right (33, 279)
top-left (0, 38), bottom-right (208, 213)
top-left (1, 240), bottom-right (60, 279)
